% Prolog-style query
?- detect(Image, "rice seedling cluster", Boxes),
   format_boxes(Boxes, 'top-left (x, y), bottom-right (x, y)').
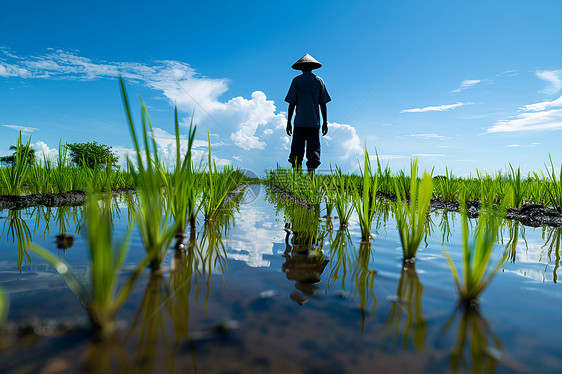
top-left (13, 78), bottom-right (247, 334)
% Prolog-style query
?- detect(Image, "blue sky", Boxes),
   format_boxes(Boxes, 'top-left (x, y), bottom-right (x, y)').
top-left (1, 0), bottom-right (561, 176)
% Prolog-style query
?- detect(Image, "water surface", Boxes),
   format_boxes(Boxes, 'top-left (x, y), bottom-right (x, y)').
top-left (0, 189), bottom-right (561, 373)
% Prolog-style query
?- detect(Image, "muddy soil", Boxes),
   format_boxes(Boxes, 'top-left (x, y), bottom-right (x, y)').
top-left (0, 191), bottom-right (87, 210)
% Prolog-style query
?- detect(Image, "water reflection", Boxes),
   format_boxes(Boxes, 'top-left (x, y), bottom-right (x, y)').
top-left (121, 220), bottom-right (230, 373)
top-left (1, 209), bottom-right (32, 271)
top-left (327, 228), bottom-right (353, 291)
top-left (442, 307), bottom-right (504, 374)
top-left (383, 259), bottom-right (426, 350)
top-left (352, 241), bottom-right (376, 335)
top-left (0, 193), bottom-right (141, 270)
top-left (541, 227), bottom-right (562, 283)
top-left (124, 274), bottom-right (170, 373)
top-left (436, 210), bottom-right (456, 244)
top-left (282, 204), bottom-right (328, 305)
top-left (504, 221), bottom-right (527, 263)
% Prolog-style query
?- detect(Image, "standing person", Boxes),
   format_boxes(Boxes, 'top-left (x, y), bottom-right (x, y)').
top-left (285, 54), bottom-right (331, 174)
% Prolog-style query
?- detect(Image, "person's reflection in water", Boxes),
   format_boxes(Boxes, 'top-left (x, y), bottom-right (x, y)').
top-left (282, 207), bottom-right (328, 306)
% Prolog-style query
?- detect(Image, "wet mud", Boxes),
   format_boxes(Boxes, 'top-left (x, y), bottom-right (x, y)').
top-left (0, 191), bottom-right (87, 210)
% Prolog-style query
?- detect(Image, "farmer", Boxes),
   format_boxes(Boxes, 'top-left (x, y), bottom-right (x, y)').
top-left (285, 54), bottom-right (331, 174)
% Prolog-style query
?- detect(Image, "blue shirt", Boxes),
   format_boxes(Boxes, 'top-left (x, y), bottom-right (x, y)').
top-left (285, 71), bottom-right (331, 128)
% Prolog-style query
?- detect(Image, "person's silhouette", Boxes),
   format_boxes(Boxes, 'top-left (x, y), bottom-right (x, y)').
top-left (285, 54), bottom-right (331, 174)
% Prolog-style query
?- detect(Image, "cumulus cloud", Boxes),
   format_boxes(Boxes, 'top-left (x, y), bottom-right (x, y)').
top-left (451, 79), bottom-right (482, 93)
top-left (32, 141), bottom-right (58, 159)
top-left (537, 69), bottom-right (562, 94)
top-left (400, 102), bottom-right (470, 113)
top-left (2, 124), bottom-right (40, 134)
top-left (488, 95), bottom-right (562, 133)
top-left (322, 122), bottom-right (363, 161)
top-left (0, 47), bottom-right (363, 169)
top-left (0, 48), bottom-right (285, 154)
top-left (224, 91), bottom-right (285, 151)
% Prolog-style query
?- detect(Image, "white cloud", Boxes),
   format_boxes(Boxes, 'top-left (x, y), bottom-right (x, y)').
top-left (323, 122), bottom-right (363, 161)
top-left (496, 70), bottom-right (518, 78)
top-left (2, 124), bottom-right (40, 134)
top-left (400, 102), bottom-right (470, 113)
top-left (489, 95), bottom-right (562, 133)
top-left (224, 91), bottom-right (285, 151)
top-left (413, 153), bottom-right (445, 157)
top-left (32, 141), bottom-right (58, 159)
top-left (488, 109), bottom-right (562, 133)
top-left (519, 95), bottom-right (562, 112)
top-left (403, 133), bottom-right (449, 140)
top-left (371, 154), bottom-right (408, 160)
top-left (0, 48), bottom-right (284, 152)
top-left (451, 79), bottom-right (482, 93)
top-left (1, 48), bottom-right (365, 169)
top-left (537, 69), bottom-right (562, 94)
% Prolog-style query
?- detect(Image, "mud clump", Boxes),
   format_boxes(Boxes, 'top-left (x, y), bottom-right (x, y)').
top-left (0, 191), bottom-right (87, 210)
top-left (506, 204), bottom-right (562, 227)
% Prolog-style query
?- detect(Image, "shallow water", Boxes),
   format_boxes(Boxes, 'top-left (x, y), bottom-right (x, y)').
top-left (0, 189), bottom-right (561, 373)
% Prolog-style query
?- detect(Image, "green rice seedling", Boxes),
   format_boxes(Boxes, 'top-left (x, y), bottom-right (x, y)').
top-left (322, 178), bottom-right (336, 222)
top-left (120, 78), bottom-right (178, 271)
top-left (530, 171), bottom-right (549, 206)
top-left (201, 133), bottom-right (237, 220)
top-left (160, 108), bottom-right (199, 234)
top-left (285, 203), bottom-right (321, 247)
top-left (28, 156), bottom-right (52, 194)
top-left (507, 163), bottom-right (528, 208)
top-left (333, 167), bottom-right (354, 227)
top-left (436, 167), bottom-right (458, 202)
top-left (373, 149), bottom-right (394, 195)
top-left (443, 199), bottom-right (508, 307)
top-left (352, 145), bottom-right (379, 241)
top-left (28, 192), bottom-right (146, 336)
top-left (393, 159), bottom-right (434, 259)
top-left (0, 131), bottom-right (32, 195)
top-left (545, 155), bottom-right (562, 212)
top-left (51, 139), bottom-right (71, 193)
top-left (395, 169), bottom-right (411, 199)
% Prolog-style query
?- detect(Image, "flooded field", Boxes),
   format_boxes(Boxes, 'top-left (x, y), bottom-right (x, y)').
top-left (0, 188), bottom-right (561, 373)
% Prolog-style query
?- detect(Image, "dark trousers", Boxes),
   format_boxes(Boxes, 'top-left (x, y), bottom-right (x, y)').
top-left (288, 127), bottom-right (321, 169)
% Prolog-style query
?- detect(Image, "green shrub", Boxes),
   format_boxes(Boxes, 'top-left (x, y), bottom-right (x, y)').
top-left (65, 141), bottom-right (119, 170)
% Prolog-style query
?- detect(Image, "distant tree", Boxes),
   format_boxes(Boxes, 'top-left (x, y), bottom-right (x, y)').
top-left (0, 144), bottom-right (36, 166)
top-left (65, 142), bottom-right (119, 169)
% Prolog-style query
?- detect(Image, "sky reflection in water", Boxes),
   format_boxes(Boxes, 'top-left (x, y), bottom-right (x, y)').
top-left (0, 188), bottom-right (561, 372)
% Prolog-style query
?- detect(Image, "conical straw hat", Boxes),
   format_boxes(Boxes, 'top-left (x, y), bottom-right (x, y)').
top-left (291, 54), bottom-right (322, 70)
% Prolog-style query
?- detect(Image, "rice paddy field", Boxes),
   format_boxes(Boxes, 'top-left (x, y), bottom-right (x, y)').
top-left (0, 82), bottom-right (561, 373)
